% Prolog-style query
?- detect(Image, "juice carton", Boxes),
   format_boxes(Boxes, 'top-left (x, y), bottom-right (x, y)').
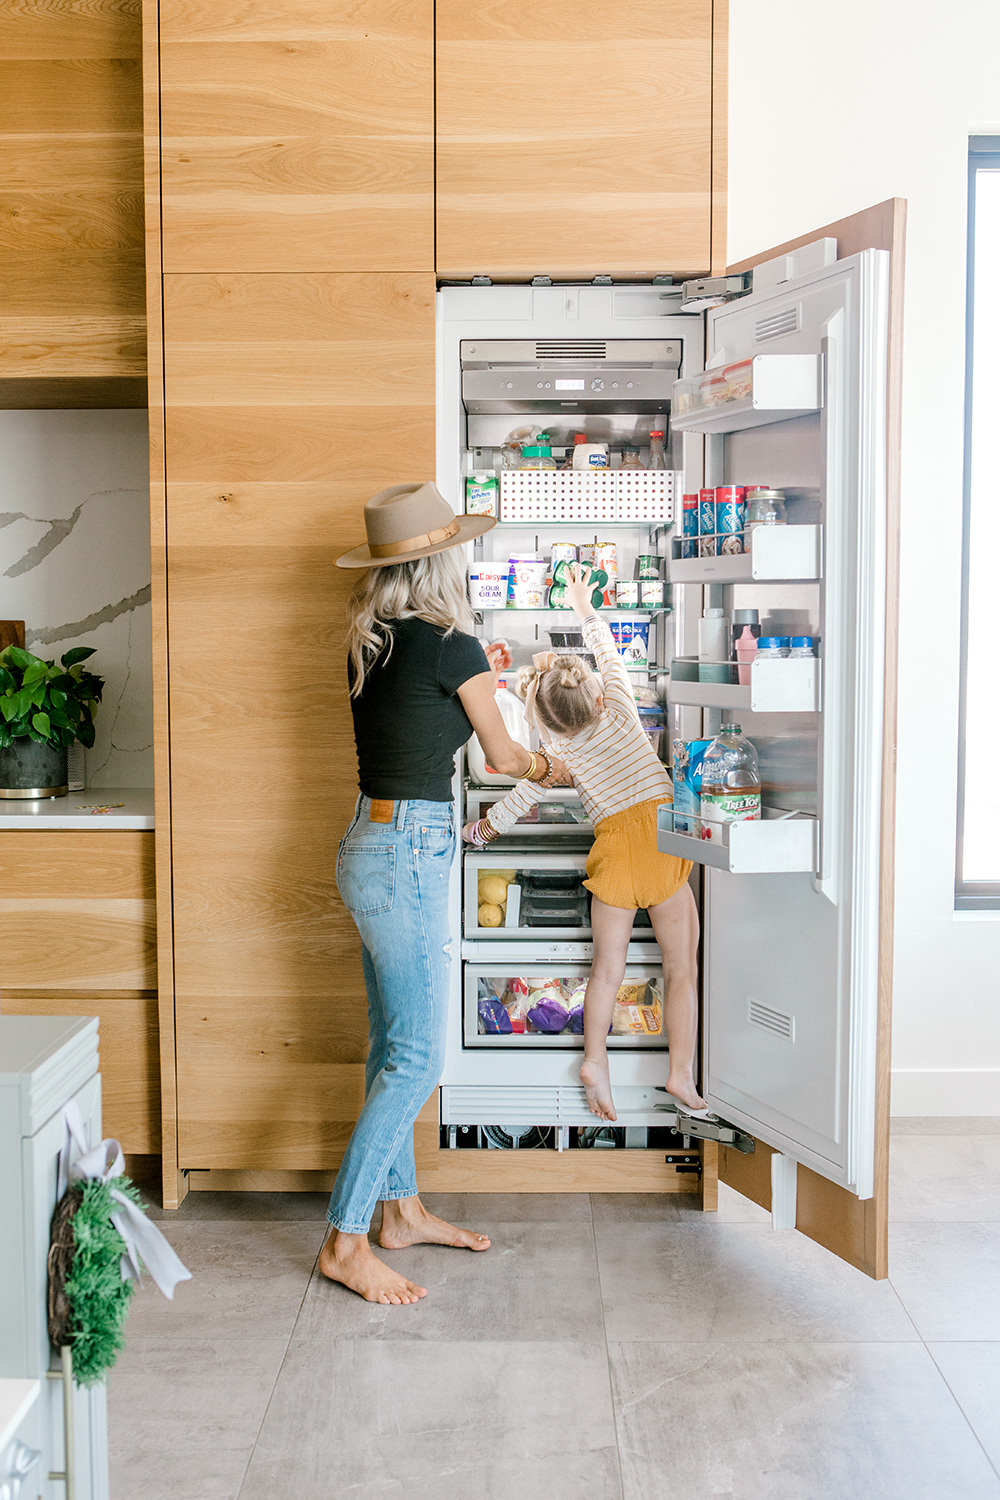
top-left (671, 738), bottom-right (713, 834)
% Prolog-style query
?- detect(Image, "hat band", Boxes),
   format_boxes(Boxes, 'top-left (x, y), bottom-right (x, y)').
top-left (368, 519), bottom-right (461, 559)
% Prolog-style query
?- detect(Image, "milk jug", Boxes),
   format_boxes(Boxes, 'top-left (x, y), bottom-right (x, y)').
top-left (467, 682), bottom-right (531, 786)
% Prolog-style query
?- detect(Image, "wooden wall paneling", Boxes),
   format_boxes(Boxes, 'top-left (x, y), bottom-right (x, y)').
top-left (0, 0), bottom-right (146, 402)
top-left (435, 0), bottom-right (713, 281)
top-left (162, 270), bottom-right (435, 1171)
top-left (0, 830), bottom-right (156, 989)
top-left (709, 0), bottom-right (727, 275)
top-left (157, 0), bottom-right (433, 273)
top-left (727, 199), bottom-right (906, 1278)
top-left (1, 990), bottom-right (160, 1153)
top-left (144, 0), bottom-right (184, 1209)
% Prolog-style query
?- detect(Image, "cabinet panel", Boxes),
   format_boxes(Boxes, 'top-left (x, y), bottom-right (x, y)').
top-left (158, 0), bottom-right (433, 272)
top-left (162, 271), bottom-right (435, 1167)
top-left (435, 0), bottom-right (713, 279)
top-left (0, 4), bottom-right (145, 403)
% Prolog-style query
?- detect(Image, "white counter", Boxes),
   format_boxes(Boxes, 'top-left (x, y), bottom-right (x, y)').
top-left (0, 1378), bottom-right (39, 1453)
top-left (0, 787), bottom-right (154, 830)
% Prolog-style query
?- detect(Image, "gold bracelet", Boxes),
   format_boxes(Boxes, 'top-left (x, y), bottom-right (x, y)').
top-left (524, 751), bottom-right (538, 782)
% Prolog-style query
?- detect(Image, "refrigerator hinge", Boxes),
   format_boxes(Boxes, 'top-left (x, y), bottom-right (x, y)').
top-left (656, 1096), bottom-right (756, 1153)
top-left (679, 273), bottom-right (752, 312)
top-left (471, 275), bottom-right (492, 286)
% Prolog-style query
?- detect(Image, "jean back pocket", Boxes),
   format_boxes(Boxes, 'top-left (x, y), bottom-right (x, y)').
top-left (337, 845), bottom-right (395, 915)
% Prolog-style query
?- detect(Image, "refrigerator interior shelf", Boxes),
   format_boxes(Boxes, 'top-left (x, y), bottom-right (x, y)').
top-left (668, 655), bottom-right (819, 713)
top-left (657, 805), bottom-right (819, 874)
top-left (668, 524), bottom-right (822, 584)
top-left (478, 607), bottom-right (670, 616)
top-left (670, 354), bottom-right (823, 434)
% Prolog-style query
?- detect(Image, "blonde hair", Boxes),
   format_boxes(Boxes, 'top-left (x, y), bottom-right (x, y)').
top-left (515, 655), bottom-right (603, 736)
top-left (346, 547), bottom-right (474, 696)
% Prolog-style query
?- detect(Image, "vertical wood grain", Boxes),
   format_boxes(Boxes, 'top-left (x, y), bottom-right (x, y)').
top-left (709, 0), bottom-right (728, 275)
top-left (435, 0), bottom-right (714, 280)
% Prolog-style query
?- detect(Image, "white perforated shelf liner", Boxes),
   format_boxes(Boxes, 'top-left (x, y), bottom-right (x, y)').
top-left (497, 470), bottom-right (680, 525)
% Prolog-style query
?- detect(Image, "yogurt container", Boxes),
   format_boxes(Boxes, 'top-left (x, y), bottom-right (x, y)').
top-left (506, 556), bottom-right (548, 609)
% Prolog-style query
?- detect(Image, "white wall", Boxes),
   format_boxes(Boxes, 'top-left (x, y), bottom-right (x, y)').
top-left (0, 410), bottom-right (153, 787)
top-left (728, 0), bottom-right (1000, 1114)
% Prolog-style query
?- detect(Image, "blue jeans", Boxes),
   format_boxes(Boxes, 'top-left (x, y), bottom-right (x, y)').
top-left (327, 796), bottom-right (455, 1234)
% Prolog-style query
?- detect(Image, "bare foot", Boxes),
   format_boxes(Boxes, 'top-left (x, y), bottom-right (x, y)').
top-left (318, 1229), bottom-right (427, 1304)
top-left (580, 1057), bottom-right (617, 1121)
top-left (379, 1198), bottom-right (490, 1252)
top-left (665, 1071), bottom-right (709, 1113)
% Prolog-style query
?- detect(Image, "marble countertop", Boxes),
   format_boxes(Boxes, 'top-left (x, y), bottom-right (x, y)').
top-left (0, 1378), bottom-right (40, 1453)
top-left (0, 787), bottom-right (154, 830)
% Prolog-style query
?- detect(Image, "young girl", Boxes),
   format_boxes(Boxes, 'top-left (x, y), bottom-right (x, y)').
top-left (463, 564), bottom-right (710, 1123)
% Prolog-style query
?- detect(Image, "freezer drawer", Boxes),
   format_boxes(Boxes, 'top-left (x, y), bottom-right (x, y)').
top-left (466, 962), bottom-right (667, 1050)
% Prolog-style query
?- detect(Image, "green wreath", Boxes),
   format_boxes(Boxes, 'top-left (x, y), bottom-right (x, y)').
top-left (47, 1176), bottom-right (143, 1386)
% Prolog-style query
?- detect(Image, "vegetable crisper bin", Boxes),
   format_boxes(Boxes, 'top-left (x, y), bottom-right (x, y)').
top-left (465, 852), bottom-right (660, 941)
top-left (465, 963), bottom-right (667, 1049)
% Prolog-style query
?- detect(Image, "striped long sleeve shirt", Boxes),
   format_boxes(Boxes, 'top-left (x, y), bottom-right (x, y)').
top-left (484, 614), bottom-right (673, 836)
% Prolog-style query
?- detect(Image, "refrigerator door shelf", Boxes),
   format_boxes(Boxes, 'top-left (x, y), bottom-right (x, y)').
top-left (668, 656), bottom-right (819, 713)
top-left (668, 524), bottom-right (823, 584)
top-left (670, 354), bottom-right (823, 434)
top-left (657, 805), bottom-right (819, 875)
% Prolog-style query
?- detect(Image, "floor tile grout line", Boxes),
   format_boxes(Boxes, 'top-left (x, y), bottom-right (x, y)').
top-left (924, 1342), bottom-right (1000, 1486)
top-left (234, 1241), bottom-right (325, 1500)
top-left (590, 1193), bottom-right (631, 1500)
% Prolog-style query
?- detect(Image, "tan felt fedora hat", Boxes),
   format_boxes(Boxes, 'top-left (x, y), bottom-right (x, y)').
top-left (336, 482), bottom-right (496, 568)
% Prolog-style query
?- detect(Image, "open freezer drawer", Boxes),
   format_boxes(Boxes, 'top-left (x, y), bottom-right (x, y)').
top-left (466, 961), bottom-right (667, 1049)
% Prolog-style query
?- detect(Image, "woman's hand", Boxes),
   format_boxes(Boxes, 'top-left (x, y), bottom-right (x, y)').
top-left (563, 563), bottom-right (598, 621)
top-left (484, 639), bottom-right (513, 688)
top-left (539, 749), bottom-right (573, 787)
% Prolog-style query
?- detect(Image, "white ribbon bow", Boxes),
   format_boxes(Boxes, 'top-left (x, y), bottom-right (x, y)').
top-left (58, 1102), bottom-right (192, 1301)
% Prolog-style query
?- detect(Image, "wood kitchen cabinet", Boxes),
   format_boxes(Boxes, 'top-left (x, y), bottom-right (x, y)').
top-left (435, 0), bottom-right (724, 281)
top-left (0, 830), bottom-right (160, 1156)
top-left (0, 0), bottom-right (146, 407)
top-left (156, 0), bottom-right (434, 273)
top-left (157, 271), bottom-right (435, 1174)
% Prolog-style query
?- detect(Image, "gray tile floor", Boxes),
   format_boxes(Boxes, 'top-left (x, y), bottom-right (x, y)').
top-left (110, 1123), bottom-right (1000, 1499)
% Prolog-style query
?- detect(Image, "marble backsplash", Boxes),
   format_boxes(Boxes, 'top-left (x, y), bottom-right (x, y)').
top-left (0, 409), bottom-right (153, 787)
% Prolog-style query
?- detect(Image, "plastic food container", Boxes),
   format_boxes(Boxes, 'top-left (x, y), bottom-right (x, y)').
top-left (506, 556), bottom-right (548, 608)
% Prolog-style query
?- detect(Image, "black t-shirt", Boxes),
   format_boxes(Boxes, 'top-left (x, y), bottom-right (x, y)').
top-left (349, 618), bottom-right (490, 801)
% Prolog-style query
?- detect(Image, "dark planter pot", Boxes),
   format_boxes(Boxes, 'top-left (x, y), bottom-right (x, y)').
top-left (0, 738), bottom-right (69, 798)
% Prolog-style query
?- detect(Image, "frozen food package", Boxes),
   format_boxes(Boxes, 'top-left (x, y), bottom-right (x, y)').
top-left (527, 991), bottom-right (571, 1033)
top-left (479, 995), bottom-right (513, 1033)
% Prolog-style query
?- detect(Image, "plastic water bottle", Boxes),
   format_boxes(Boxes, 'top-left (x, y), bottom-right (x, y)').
top-left (699, 723), bottom-right (761, 838)
top-left (789, 636), bottom-right (815, 656)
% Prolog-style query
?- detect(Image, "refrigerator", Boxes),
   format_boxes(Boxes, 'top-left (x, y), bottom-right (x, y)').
top-left (434, 212), bottom-right (897, 1271)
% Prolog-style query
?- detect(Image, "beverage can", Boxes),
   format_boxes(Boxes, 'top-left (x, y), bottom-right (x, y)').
top-left (637, 554), bottom-right (660, 580)
top-left (699, 488), bottom-right (716, 537)
top-left (615, 580), bottom-right (639, 607)
top-left (640, 581), bottom-right (664, 609)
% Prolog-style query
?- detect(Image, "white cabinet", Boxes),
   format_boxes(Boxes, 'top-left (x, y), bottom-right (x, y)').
top-left (0, 1016), bottom-right (108, 1500)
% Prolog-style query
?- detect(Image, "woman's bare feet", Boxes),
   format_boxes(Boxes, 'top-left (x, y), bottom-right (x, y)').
top-left (318, 1229), bottom-right (427, 1305)
top-left (379, 1196), bottom-right (491, 1252)
top-left (580, 1056), bottom-right (617, 1121)
top-left (665, 1069), bottom-right (709, 1113)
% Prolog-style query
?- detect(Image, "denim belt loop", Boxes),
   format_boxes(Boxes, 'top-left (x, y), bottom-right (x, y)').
top-left (395, 799), bottom-right (408, 830)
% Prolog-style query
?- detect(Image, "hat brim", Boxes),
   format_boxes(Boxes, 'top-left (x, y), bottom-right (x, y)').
top-left (336, 512), bottom-right (496, 568)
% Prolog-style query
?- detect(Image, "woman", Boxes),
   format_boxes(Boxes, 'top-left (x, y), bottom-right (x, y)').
top-left (321, 482), bottom-right (570, 1305)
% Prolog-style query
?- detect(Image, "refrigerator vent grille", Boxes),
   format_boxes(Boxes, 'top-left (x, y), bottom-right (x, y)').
top-left (747, 998), bottom-right (795, 1042)
top-left (534, 340), bottom-right (607, 359)
top-left (442, 1085), bottom-right (596, 1125)
top-left (754, 306), bottom-right (799, 342)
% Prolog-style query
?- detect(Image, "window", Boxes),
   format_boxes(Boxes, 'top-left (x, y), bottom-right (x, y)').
top-left (957, 139), bottom-right (1000, 909)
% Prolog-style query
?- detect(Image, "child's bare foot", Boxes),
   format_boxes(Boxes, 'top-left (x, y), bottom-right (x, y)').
top-left (665, 1070), bottom-right (709, 1114)
top-left (379, 1197), bottom-right (490, 1252)
top-left (580, 1057), bottom-right (617, 1121)
top-left (319, 1229), bottom-right (427, 1304)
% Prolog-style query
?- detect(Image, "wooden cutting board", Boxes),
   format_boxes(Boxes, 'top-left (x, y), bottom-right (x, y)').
top-left (0, 622), bottom-right (25, 651)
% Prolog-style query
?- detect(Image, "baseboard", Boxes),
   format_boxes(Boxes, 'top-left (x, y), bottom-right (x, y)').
top-left (890, 1069), bottom-right (1000, 1116)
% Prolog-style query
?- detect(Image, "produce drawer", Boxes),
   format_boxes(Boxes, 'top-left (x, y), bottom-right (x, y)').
top-left (465, 852), bottom-right (658, 942)
top-left (465, 962), bottom-right (667, 1049)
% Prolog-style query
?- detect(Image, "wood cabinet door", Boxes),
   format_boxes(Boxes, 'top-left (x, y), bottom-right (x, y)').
top-left (161, 271), bottom-right (435, 1169)
top-left (435, 0), bottom-right (716, 281)
top-left (156, 0), bottom-right (434, 273)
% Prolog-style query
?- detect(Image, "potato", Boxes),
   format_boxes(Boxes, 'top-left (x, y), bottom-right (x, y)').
top-left (493, 869), bottom-right (517, 883)
top-left (478, 875), bottom-right (511, 906)
top-left (478, 903), bottom-right (504, 928)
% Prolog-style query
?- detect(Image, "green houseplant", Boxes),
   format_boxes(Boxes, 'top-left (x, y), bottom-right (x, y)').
top-left (0, 644), bottom-right (105, 798)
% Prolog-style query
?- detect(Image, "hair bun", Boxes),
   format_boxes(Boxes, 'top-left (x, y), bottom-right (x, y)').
top-left (554, 655), bottom-right (590, 689)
